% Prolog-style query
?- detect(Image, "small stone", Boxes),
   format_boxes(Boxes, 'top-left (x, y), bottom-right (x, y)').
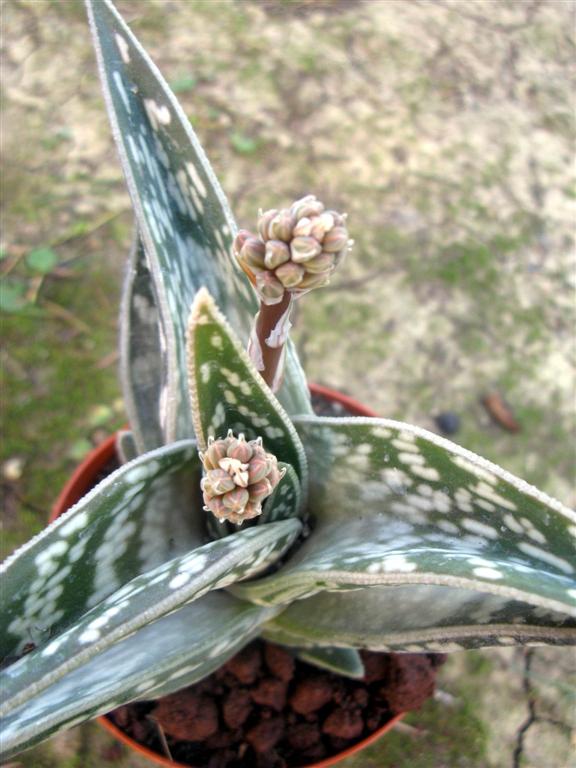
top-left (222, 688), bottom-right (252, 729)
top-left (224, 643), bottom-right (262, 684)
top-left (246, 717), bottom-right (285, 752)
top-left (2, 457), bottom-right (24, 481)
top-left (287, 722), bottom-right (318, 750)
top-left (380, 654), bottom-right (436, 714)
top-left (152, 690), bottom-right (218, 741)
top-left (264, 644), bottom-right (295, 682)
top-left (290, 676), bottom-right (333, 714)
top-left (435, 412), bottom-right (460, 435)
top-left (251, 677), bottom-right (288, 711)
top-left (322, 708), bottom-right (364, 739)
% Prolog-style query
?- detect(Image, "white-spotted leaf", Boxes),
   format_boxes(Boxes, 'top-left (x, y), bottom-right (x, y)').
top-left (1, 440), bottom-right (199, 659)
top-left (1, 519), bottom-right (301, 718)
top-left (187, 289), bottom-right (308, 492)
top-left (264, 584), bottom-right (576, 652)
top-left (233, 416), bottom-right (576, 640)
top-left (86, 0), bottom-right (311, 447)
top-left (0, 593), bottom-right (278, 761)
top-left (119, 235), bottom-right (164, 453)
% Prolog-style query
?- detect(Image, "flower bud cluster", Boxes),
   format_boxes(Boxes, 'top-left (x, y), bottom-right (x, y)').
top-left (234, 195), bottom-right (350, 305)
top-left (199, 431), bottom-right (283, 524)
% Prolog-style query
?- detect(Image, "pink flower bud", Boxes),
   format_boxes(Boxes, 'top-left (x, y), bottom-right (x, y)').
top-left (290, 236), bottom-right (322, 263)
top-left (276, 261), bottom-right (305, 288)
top-left (222, 486), bottom-right (250, 512)
top-left (264, 240), bottom-right (291, 270)
top-left (258, 208), bottom-right (278, 241)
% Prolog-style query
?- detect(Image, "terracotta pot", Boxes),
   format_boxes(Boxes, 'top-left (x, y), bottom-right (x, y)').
top-left (50, 384), bottom-right (405, 768)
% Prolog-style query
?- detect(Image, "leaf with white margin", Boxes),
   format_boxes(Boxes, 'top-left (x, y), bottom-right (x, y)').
top-left (119, 234), bottom-right (164, 453)
top-left (263, 584), bottom-right (576, 652)
top-left (86, 0), bottom-right (311, 447)
top-left (0, 440), bottom-right (200, 659)
top-left (0, 593), bottom-right (279, 761)
top-left (232, 416), bottom-right (576, 625)
top-left (187, 288), bottom-right (308, 493)
top-left (296, 647), bottom-right (365, 679)
top-left (1, 519), bottom-right (301, 717)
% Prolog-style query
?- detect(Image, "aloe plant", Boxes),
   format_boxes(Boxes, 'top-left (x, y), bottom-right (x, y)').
top-left (1, 0), bottom-right (574, 761)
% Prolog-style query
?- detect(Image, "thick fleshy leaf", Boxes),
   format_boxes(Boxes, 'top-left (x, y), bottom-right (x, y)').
top-left (0, 593), bottom-right (278, 761)
top-left (86, 0), bottom-right (311, 447)
top-left (1, 440), bottom-right (199, 659)
top-left (187, 288), bottom-right (308, 493)
top-left (296, 647), bottom-right (365, 679)
top-left (264, 585), bottom-right (576, 652)
top-left (233, 416), bottom-right (576, 627)
top-left (119, 235), bottom-right (164, 453)
top-left (260, 464), bottom-right (302, 524)
top-left (1, 520), bottom-right (301, 717)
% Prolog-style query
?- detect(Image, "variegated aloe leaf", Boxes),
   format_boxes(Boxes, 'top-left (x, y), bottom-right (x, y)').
top-left (1, 440), bottom-right (199, 659)
top-left (1, 519), bottom-right (301, 718)
top-left (0, 593), bottom-right (279, 761)
top-left (187, 288), bottom-right (308, 493)
top-left (260, 463), bottom-right (302, 524)
top-left (264, 585), bottom-right (576, 652)
top-left (119, 235), bottom-right (164, 453)
top-left (296, 647), bottom-right (365, 679)
top-left (233, 416), bottom-right (576, 642)
top-left (86, 0), bottom-right (311, 449)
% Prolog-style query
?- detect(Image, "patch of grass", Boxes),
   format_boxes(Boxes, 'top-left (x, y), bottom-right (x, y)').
top-left (342, 696), bottom-right (489, 767)
top-left (0, 244), bottom-right (123, 559)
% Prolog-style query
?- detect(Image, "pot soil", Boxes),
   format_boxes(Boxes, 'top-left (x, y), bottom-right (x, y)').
top-left (51, 384), bottom-right (445, 768)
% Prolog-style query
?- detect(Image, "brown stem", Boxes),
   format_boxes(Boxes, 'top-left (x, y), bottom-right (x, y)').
top-left (248, 291), bottom-right (294, 392)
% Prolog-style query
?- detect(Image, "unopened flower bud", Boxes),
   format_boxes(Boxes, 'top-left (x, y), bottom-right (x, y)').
top-left (264, 240), bottom-right (291, 270)
top-left (297, 271), bottom-right (332, 290)
top-left (322, 226), bottom-right (348, 253)
top-left (310, 213), bottom-right (335, 241)
top-left (292, 217), bottom-right (314, 238)
top-left (204, 438), bottom-right (229, 470)
top-left (290, 236), bottom-right (322, 263)
top-left (240, 238), bottom-right (266, 270)
top-left (269, 210), bottom-right (296, 242)
top-left (203, 469), bottom-right (236, 495)
top-left (226, 434), bottom-right (253, 463)
top-left (236, 195), bottom-right (350, 302)
top-left (249, 478), bottom-right (273, 504)
top-left (303, 252), bottom-right (335, 274)
top-left (248, 452), bottom-right (271, 484)
top-left (233, 229), bottom-right (252, 256)
top-left (258, 209), bottom-right (278, 241)
top-left (276, 261), bottom-right (305, 287)
top-left (290, 195), bottom-right (325, 220)
top-left (222, 486), bottom-right (250, 512)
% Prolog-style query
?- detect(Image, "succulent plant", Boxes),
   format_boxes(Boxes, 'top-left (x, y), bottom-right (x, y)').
top-left (1, 0), bottom-right (574, 761)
